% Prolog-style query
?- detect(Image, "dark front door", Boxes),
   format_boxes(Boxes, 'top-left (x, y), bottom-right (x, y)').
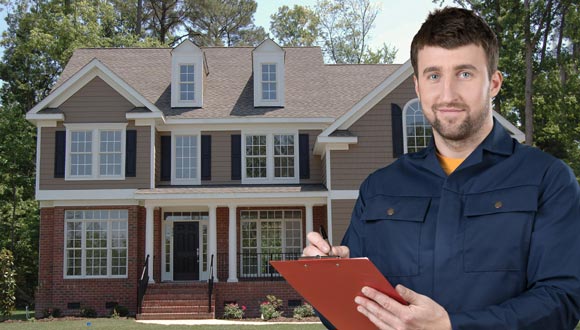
top-left (173, 222), bottom-right (199, 281)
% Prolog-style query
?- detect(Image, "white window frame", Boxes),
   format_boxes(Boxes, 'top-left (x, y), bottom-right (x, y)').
top-left (171, 131), bottom-right (201, 185)
top-left (402, 98), bottom-right (432, 153)
top-left (179, 64), bottom-right (196, 102)
top-left (239, 210), bottom-right (303, 277)
top-left (64, 123), bottom-right (127, 181)
top-left (241, 130), bottom-right (299, 184)
top-left (63, 210), bottom-right (129, 279)
top-left (261, 63), bottom-right (278, 101)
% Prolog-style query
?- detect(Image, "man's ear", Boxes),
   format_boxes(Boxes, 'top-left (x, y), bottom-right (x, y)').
top-left (414, 75), bottom-right (420, 98)
top-left (489, 70), bottom-right (503, 98)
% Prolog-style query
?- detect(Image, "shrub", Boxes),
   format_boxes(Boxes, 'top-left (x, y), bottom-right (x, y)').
top-left (259, 295), bottom-right (283, 320)
top-left (0, 249), bottom-right (16, 318)
top-left (80, 307), bottom-right (97, 318)
top-left (114, 305), bottom-right (129, 317)
top-left (293, 303), bottom-right (315, 319)
top-left (223, 303), bottom-right (246, 319)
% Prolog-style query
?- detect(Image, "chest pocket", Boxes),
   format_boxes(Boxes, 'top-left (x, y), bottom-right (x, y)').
top-left (463, 185), bottom-right (537, 272)
top-left (362, 195), bottom-right (431, 277)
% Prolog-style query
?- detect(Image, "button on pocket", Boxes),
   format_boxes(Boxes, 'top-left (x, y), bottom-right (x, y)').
top-left (362, 195), bottom-right (430, 277)
top-left (463, 186), bottom-right (537, 272)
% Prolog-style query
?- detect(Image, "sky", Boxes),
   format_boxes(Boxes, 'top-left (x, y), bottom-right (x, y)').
top-left (0, 0), bottom-right (452, 63)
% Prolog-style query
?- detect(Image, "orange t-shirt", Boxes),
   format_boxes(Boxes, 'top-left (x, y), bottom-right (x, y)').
top-left (436, 152), bottom-right (465, 175)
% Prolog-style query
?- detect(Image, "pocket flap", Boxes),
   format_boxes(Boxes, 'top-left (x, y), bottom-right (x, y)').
top-left (362, 195), bottom-right (431, 222)
top-left (465, 185), bottom-right (538, 217)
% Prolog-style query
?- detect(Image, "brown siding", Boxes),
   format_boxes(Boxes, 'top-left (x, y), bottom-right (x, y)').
top-left (331, 77), bottom-right (416, 190)
top-left (331, 199), bottom-right (356, 245)
top-left (204, 131), bottom-right (239, 185)
top-left (60, 77), bottom-right (133, 123)
top-left (299, 130), bottom-right (323, 184)
top-left (39, 123), bottom-right (150, 190)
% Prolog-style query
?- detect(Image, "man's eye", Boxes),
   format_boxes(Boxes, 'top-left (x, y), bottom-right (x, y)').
top-left (428, 74), bottom-right (439, 80)
top-left (459, 72), bottom-right (472, 78)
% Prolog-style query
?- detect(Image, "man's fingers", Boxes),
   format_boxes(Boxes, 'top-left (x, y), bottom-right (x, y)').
top-left (304, 232), bottom-right (350, 258)
top-left (355, 295), bottom-right (399, 330)
top-left (361, 286), bottom-right (407, 318)
top-left (306, 232), bottom-right (330, 253)
top-left (331, 245), bottom-right (350, 258)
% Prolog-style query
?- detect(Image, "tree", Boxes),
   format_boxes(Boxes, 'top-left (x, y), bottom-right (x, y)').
top-left (183, 0), bottom-right (265, 46)
top-left (0, 249), bottom-right (16, 317)
top-left (147, 0), bottom-right (184, 44)
top-left (270, 5), bottom-right (320, 47)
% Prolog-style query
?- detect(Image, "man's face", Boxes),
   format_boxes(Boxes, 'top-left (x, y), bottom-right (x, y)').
top-left (414, 44), bottom-right (502, 142)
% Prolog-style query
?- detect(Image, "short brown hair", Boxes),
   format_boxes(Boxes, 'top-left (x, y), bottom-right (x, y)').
top-left (410, 7), bottom-right (499, 79)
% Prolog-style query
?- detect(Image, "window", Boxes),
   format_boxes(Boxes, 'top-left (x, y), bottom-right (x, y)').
top-left (172, 134), bottom-right (200, 185)
top-left (243, 132), bottom-right (298, 183)
top-left (66, 124), bottom-right (126, 180)
top-left (65, 210), bottom-right (128, 278)
top-left (240, 210), bottom-right (302, 277)
top-left (403, 99), bottom-right (432, 153)
top-left (261, 64), bottom-right (277, 100)
top-left (180, 64), bottom-right (195, 101)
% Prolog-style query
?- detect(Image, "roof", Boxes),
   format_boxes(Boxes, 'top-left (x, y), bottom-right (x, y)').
top-left (53, 46), bottom-right (401, 120)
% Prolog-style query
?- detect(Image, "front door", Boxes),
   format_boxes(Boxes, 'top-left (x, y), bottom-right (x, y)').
top-left (173, 222), bottom-right (199, 281)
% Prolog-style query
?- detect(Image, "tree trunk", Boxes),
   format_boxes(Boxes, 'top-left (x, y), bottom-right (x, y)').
top-left (524, 0), bottom-right (534, 146)
top-left (136, 0), bottom-right (143, 37)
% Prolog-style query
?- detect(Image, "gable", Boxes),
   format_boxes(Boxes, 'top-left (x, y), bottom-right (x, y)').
top-left (60, 76), bottom-right (134, 123)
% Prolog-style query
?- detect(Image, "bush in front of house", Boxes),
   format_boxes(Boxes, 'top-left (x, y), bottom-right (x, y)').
top-left (111, 305), bottom-right (129, 318)
top-left (80, 307), bottom-right (97, 318)
top-left (259, 295), bottom-right (283, 320)
top-left (293, 302), bottom-right (315, 319)
top-left (223, 303), bottom-right (246, 319)
top-left (0, 249), bottom-right (16, 318)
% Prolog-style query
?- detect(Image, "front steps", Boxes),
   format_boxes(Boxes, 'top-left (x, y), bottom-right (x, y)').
top-left (136, 282), bottom-right (215, 320)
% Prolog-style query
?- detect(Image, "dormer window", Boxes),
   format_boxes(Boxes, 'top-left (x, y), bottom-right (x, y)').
top-left (261, 64), bottom-right (277, 100)
top-left (171, 40), bottom-right (204, 108)
top-left (253, 39), bottom-right (285, 107)
top-left (180, 64), bottom-right (195, 101)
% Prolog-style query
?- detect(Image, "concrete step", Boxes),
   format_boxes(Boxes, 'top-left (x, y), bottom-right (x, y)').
top-left (136, 312), bottom-right (215, 320)
top-left (141, 305), bottom-right (214, 314)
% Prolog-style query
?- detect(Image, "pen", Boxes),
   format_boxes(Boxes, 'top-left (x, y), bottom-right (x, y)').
top-left (319, 225), bottom-right (334, 257)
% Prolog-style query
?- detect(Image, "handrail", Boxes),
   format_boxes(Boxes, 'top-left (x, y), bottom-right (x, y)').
top-left (208, 254), bottom-right (214, 313)
top-left (137, 254), bottom-right (150, 315)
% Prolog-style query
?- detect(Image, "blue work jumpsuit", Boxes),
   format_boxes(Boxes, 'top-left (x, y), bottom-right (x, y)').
top-left (330, 121), bottom-right (580, 329)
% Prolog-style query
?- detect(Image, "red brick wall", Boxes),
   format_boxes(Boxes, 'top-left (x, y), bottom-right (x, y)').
top-left (153, 208), bottom-right (161, 282)
top-left (216, 207), bottom-right (229, 281)
top-left (35, 205), bottom-right (145, 317)
top-left (215, 281), bottom-right (305, 318)
top-left (313, 205), bottom-right (327, 237)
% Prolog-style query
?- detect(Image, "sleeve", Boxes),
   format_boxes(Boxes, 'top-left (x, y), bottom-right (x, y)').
top-left (449, 159), bottom-right (580, 330)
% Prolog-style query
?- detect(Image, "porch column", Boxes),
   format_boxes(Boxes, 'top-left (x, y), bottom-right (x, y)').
top-left (228, 205), bottom-right (238, 282)
top-left (305, 203), bottom-right (314, 246)
top-left (209, 205), bottom-right (218, 282)
top-left (145, 205), bottom-right (155, 283)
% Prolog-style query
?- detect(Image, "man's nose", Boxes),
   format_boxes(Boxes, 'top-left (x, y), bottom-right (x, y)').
top-left (440, 77), bottom-right (459, 103)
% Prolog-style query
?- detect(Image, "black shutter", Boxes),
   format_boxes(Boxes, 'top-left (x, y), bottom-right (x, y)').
top-left (125, 130), bottom-right (137, 177)
top-left (160, 136), bottom-right (171, 181)
top-left (231, 134), bottom-right (241, 180)
top-left (201, 135), bottom-right (211, 181)
top-left (54, 131), bottom-right (66, 178)
top-left (299, 134), bottom-right (310, 179)
top-left (391, 103), bottom-right (404, 158)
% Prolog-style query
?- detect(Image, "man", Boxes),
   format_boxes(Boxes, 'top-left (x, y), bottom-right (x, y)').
top-left (303, 7), bottom-right (580, 330)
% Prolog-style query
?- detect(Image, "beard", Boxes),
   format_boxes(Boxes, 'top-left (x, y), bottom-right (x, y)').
top-left (427, 96), bottom-right (491, 142)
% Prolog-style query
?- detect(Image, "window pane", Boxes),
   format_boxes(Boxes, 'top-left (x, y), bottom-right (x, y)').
top-left (70, 131), bottom-right (92, 176)
top-left (274, 134), bottom-right (295, 178)
top-left (245, 135), bottom-right (267, 178)
top-left (180, 64), bottom-right (195, 101)
top-left (99, 130), bottom-right (122, 176)
top-left (404, 100), bottom-right (432, 153)
top-left (175, 135), bottom-right (198, 180)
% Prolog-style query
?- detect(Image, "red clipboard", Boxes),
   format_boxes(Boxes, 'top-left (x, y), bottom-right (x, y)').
top-left (270, 257), bottom-right (407, 329)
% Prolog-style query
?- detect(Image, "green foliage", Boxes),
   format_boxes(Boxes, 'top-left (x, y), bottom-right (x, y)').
top-left (259, 295), bottom-right (283, 320)
top-left (0, 249), bottom-right (16, 317)
top-left (42, 307), bottom-right (61, 318)
top-left (270, 5), bottom-right (320, 47)
top-left (111, 305), bottom-right (129, 318)
top-left (80, 307), bottom-right (97, 318)
top-left (223, 302), bottom-right (246, 319)
top-left (293, 303), bottom-right (315, 319)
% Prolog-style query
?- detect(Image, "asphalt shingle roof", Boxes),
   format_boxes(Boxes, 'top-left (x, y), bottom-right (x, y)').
top-left (55, 46), bottom-right (401, 120)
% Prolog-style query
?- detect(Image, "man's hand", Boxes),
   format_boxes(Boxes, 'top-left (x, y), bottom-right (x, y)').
top-left (302, 232), bottom-right (350, 258)
top-left (355, 284), bottom-right (452, 330)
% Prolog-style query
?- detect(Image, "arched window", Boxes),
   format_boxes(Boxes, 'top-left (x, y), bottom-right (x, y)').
top-left (403, 99), bottom-right (432, 153)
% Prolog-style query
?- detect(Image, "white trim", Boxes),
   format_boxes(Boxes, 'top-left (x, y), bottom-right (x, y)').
top-left (330, 190), bottom-right (359, 200)
top-left (208, 205), bottom-right (217, 282)
top-left (126, 112), bottom-right (163, 120)
top-left (36, 189), bottom-right (136, 201)
top-left (26, 114), bottom-right (64, 122)
top-left (492, 111), bottom-right (525, 142)
top-left (317, 136), bottom-right (358, 144)
top-left (35, 127), bottom-right (41, 200)
top-left (142, 196), bottom-right (327, 208)
top-left (241, 131), bottom-right (299, 184)
top-left (26, 59), bottom-right (162, 118)
top-left (305, 203), bottom-right (314, 246)
top-left (325, 146), bottom-right (332, 190)
top-left (320, 61), bottom-right (413, 137)
top-left (52, 199), bottom-right (139, 207)
top-left (64, 123), bottom-right (127, 181)
top-left (253, 39), bottom-right (285, 107)
top-left (162, 118), bottom-right (334, 126)
top-left (326, 198), bottom-right (333, 244)
top-left (171, 132), bottom-right (201, 185)
top-left (150, 125), bottom-right (156, 189)
top-left (227, 205), bottom-right (238, 282)
top-left (145, 206), bottom-right (155, 283)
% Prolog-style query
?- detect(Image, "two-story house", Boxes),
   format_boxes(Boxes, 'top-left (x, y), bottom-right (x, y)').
top-left (26, 39), bottom-right (524, 319)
